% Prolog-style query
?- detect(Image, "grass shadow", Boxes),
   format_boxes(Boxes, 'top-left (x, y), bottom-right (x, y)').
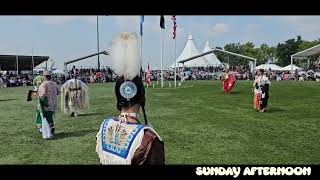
top-left (229, 91), bottom-right (240, 95)
top-left (53, 129), bottom-right (97, 140)
top-left (267, 107), bottom-right (285, 113)
top-left (78, 112), bottom-right (103, 117)
top-left (0, 98), bottom-right (18, 102)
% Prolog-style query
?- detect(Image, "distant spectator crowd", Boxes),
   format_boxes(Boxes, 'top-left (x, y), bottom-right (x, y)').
top-left (1, 64), bottom-right (319, 88)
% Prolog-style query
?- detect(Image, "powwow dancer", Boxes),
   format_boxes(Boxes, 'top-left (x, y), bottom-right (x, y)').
top-left (96, 32), bottom-right (165, 165)
top-left (0, 74), bottom-right (6, 88)
top-left (37, 70), bottom-right (59, 136)
top-left (222, 68), bottom-right (236, 94)
top-left (33, 72), bottom-right (44, 91)
top-left (253, 69), bottom-right (271, 112)
top-left (60, 78), bottom-right (89, 117)
top-left (31, 72), bottom-right (45, 132)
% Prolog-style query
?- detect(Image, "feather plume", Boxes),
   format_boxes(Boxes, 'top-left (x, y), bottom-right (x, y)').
top-left (111, 32), bottom-right (141, 80)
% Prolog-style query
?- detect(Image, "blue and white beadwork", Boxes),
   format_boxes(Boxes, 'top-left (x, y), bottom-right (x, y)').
top-left (119, 81), bottom-right (137, 100)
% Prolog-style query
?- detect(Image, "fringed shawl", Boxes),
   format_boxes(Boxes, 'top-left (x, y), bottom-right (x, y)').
top-left (60, 79), bottom-right (89, 113)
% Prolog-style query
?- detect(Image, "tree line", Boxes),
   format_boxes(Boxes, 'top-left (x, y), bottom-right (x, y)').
top-left (215, 35), bottom-right (320, 67)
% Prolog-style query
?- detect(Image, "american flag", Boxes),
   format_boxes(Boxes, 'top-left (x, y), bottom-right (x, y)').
top-left (145, 62), bottom-right (151, 85)
top-left (171, 15), bottom-right (177, 39)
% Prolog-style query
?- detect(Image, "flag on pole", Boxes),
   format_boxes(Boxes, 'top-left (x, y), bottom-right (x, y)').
top-left (171, 15), bottom-right (177, 39)
top-left (140, 16), bottom-right (144, 36)
top-left (160, 15), bottom-right (165, 29)
top-left (145, 62), bottom-right (151, 85)
top-left (160, 15), bottom-right (165, 88)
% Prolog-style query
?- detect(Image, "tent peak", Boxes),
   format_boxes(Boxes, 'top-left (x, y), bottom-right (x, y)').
top-left (205, 40), bottom-right (210, 46)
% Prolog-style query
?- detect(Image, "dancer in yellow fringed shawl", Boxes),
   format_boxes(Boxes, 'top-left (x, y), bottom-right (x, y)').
top-left (60, 78), bottom-right (89, 117)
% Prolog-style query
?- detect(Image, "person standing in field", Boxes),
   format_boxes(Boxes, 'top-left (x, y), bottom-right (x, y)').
top-left (96, 32), bottom-right (165, 165)
top-left (222, 68), bottom-right (236, 94)
top-left (37, 70), bottom-right (59, 136)
top-left (253, 69), bottom-right (271, 112)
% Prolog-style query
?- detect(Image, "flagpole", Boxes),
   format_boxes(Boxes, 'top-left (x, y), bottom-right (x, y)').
top-left (16, 50), bottom-right (19, 75)
top-left (174, 38), bottom-right (177, 87)
top-left (97, 15), bottom-right (100, 70)
top-left (141, 32), bottom-right (143, 74)
top-left (32, 48), bottom-right (34, 75)
top-left (146, 61), bottom-right (149, 89)
top-left (161, 28), bottom-right (164, 88)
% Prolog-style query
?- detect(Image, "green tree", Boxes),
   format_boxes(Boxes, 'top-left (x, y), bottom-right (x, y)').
top-left (216, 43), bottom-right (243, 65)
top-left (276, 35), bottom-right (303, 66)
top-left (259, 43), bottom-right (277, 64)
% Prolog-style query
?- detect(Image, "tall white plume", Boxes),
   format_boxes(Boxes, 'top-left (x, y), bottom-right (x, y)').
top-left (111, 32), bottom-right (141, 80)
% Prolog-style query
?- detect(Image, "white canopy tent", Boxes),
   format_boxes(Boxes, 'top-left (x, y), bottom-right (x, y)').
top-left (202, 41), bottom-right (223, 67)
top-left (291, 44), bottom-right (320, 77)
top-left (280, 64), bottom-right (301, 71)
top-left (170, 34), bottom-right (207, 68)
top-left (52, 68), bottom-right (65, 74)
top-left (255, 64), bottom-right (282, 71)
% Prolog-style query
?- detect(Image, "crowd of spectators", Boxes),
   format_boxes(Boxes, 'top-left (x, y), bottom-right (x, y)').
top-left (1, 63), bottom-right (319, 88)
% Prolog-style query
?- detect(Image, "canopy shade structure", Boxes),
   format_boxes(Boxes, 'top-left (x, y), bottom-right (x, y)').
top-left (0, 55), bottom-right (49, 71)
top-left (202, 41), bottom-right (223, 67)
top-left (170, 34), bottom-right (208, 68)
top-left (64, 50), bottom-right (109, 75)
top-left (280, 64), bottom-right (301, 71)
top-left (178, 48), bottom-right (257, 71)
top-left (291, 44), bottom-right (320, 77)
top-left (256, 64), bottom-right (282, 71)
top-left (64, 50), bottom-right (108, 66)
top-left (292, 44), bottom-right (320, 59)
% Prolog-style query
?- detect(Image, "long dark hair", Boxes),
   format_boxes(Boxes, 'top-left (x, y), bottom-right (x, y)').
top-left (115, 75), bottom-right (148, 125)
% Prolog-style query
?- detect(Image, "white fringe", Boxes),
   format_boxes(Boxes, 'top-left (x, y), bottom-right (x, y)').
top-left (60, 79), bottom-right (89, 113)
top-left (111, 32), bottom-right (141, 80)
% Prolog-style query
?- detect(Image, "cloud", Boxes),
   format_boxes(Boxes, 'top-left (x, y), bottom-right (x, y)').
top-left (113, 16), bottom-right (139, 31)
top-left (280, 16), bottom-right (320, 37)
top-left (262, 16), bottom-right (273, 19)
top-left (240, 24), bottom-right (261, 45)
top-left (17, 16), bottom-right (33, 19)
top-left (40, 16), bottom-right (80, 25)
top-left (244, 24), bottom-right (260, 33)
top-left (85, 16), bottom-right (98, 24)
top-left (40, 16), bottom-right (97, 25)
top-left (208, 23), bottom-right (230, 37)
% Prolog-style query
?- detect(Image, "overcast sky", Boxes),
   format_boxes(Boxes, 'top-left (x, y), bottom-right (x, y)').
top-left (0, 16), bottom-right (319, 69)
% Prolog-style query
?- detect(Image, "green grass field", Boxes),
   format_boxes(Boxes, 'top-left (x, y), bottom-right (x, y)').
top-left (0, 80), bottom-right (319, 164)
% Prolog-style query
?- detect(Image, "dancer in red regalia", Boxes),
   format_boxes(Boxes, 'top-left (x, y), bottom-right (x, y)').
top-left (222, 68), bottom-right (236, 94)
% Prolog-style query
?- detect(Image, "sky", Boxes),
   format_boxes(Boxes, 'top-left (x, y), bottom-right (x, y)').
top-left (0, 15), bottom-right (319, 70)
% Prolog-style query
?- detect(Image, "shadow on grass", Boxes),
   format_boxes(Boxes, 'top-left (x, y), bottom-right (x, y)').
top-left (53, 129), bottom-right (97, 140)
top-left (78, 112), bottom-right (103, 117)
top-left (229, 91), bottom-right (240, 95)
top-left (0, 98), bottom-right (18, 102)
top-left (267, 107), bottom-right (285, 113)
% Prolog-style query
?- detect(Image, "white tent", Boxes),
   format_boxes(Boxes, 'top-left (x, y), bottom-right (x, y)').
top-left (170, 34), bottom-right (207, 68)
top-left (280, 64), bottom-right (301, 71)
top-left (256, 64), bottom-right (282, 71)
top-left (52, 68), bottom-right (65, 74)
top-left (33, 67), bottom-right (45, 72)
top-left (202, 41), bottom-right (223, 67)
top-left (290, 44), bottom-right (320, 77)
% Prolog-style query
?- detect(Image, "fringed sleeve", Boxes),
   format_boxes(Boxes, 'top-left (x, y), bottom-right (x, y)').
top-left (60, 82), bottom-right (69, 113)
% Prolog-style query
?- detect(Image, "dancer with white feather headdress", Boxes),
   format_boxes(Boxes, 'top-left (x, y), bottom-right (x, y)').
top-left (95, 32), bottom-right (165, 165)
top-left (60, 68), bottom-right (89, 117)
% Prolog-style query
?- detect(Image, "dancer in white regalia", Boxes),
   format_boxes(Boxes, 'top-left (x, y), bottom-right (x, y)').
top-left (60, 78), bottom-right (89, 117)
